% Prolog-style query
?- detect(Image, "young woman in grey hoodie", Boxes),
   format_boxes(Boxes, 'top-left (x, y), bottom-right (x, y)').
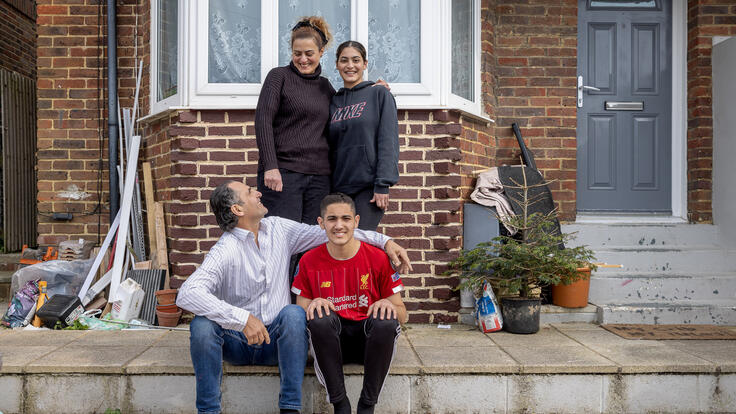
top-left (328, 41), bottom-right (400, 231)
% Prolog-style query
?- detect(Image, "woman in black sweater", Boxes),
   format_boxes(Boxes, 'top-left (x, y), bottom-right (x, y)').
top-left (328, 41), bottom-right (400, 231)
top-left (255, 16), bottom-right (334, 226)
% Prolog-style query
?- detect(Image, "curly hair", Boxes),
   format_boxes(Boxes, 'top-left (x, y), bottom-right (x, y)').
top-left (210, 181), bottom-right (242, 232)
top-left (291, 15), bottom-right (332, 50)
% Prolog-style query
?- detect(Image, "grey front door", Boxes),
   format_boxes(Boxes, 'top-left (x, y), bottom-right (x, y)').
top-left (576, 0), bottom-right (672, 212)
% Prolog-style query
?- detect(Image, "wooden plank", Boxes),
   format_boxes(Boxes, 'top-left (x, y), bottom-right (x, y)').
top-left (154, 202), bottom-right (170, 289)
top-left (134, 260), bottom-right (152, 270)
top-left (142, 162), bottom-right (157, 259)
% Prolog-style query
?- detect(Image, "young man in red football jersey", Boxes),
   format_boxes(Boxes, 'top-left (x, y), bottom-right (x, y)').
top-left (291, 193), bottom-right (406, 414)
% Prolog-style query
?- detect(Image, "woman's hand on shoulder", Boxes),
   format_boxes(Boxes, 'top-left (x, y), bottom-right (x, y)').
top-left (264, 169), bottom-right (283, 192)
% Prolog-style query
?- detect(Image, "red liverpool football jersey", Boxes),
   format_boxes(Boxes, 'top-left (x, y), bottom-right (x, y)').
top-left (291, 242), bottom-right (404, 321)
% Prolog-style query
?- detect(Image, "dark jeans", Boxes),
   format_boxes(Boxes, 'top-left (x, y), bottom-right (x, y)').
top-left (257, 168), bottom-right (331, 226)
top-left (346, 187), bottom-right (385, 232)
top-left (307, 312), bottom-right (400, 406)
top-left (189, 306), bottom-right (309, 413)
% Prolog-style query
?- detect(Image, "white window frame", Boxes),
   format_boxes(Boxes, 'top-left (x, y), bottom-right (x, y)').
top-left (150, 0), bottom-right (485, 117)
top-left (150, 0), bottom-right (186, 114)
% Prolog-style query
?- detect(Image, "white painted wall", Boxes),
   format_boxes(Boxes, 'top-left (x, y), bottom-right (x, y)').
top-left (713, 36), bottom-right (736, 245)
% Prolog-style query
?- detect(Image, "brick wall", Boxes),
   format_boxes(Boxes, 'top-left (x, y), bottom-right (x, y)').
top-left (0, 0), bottom-right (36, 79)
top-left (490, 0), bottom-right (578, 221)
top-left (686, 1), bottom-right (736, 223)
top-left (36, 0), bottom-right (148, 246)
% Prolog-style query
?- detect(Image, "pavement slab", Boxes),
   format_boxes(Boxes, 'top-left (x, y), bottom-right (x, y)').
top-left (488, 326), bottom-right (580, 347)
top-left (68, 329), bottom-right (167, 346)
top-left (0, 329), bottom-right (87, 346)
top-left (404, 324), bottom-right (496, 347)
top-left (413, 345), bottom-right (519, 374)
top-left (592, 344), bottom-right (716, 373)
top-left (156, 330), bottom-right (191, 347)
top-left (0, 345), bottom-right (59, 373)
top-left (24, 345), bottom-right (149, 374)
top-left (666, 340), bottom-right (736, 372)
top-left (125, 346), bottom-right (195, 374)
top-left (500, 344), bottom-right (618, 374)
top-left (557, 327), bottom-right (666, 348)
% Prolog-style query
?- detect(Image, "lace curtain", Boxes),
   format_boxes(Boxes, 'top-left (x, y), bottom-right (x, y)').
top-left (157, 0), bottom-right (178, 100)
top-left (208, 0), bottom-right (262, 83)
top-left (452, 0), bottom-right (473, 101)
top-left (278, 0), bottom-right (351, 88)
top-left (368, 0), bottom-right (420, 83)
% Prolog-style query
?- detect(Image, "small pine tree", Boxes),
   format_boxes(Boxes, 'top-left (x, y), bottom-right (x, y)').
top-left (450, 167), bottom-right (597, 298)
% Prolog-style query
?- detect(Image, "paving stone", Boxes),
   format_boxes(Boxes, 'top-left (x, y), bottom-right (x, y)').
top-left (25, 374), bottom-right (125, 414)
top-left (156, 330), bottom-right (192, 347)
top-left (0, 330), bottom-right (87, 346)
top-left (128, 375), bottom-right (197, 413)
top-left (413, 375), bottom-right (507, 413)
top-left (24, 345), bottom-right (149, 374)
top-left (413, 346), bottom-right (518, 374)
top-left (67, 329), bottom-right (167, 346)
top-left (0, 345), bottom-right (58, 373)
top-left (501, 345), bottom-right (618, 374)
top-left (404, 324), bottom-right (495, 347)
top-left (125, 346), bottom-right (194, 374)
top-left (488, 326), bottom-right (580, 347)
top-left (557, 327), bottom-right (666, 348)
top-left (603, 374), bottom-right (717, 413)
top-left (0, 375), bottom-right (22, 414)
top-left (592, 344), bottom-right (716, 373)
top-left (667, 340), bottom-right (736, 372)
top-left (550, 322), bottom-right (603, 330)
top-left (508, 374), bottom-right (605, 413)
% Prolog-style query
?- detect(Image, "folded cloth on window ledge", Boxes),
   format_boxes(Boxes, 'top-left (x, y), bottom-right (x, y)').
top-left (470, 167), bottom-right (517, 235)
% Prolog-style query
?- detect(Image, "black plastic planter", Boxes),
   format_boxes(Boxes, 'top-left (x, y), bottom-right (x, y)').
top-left (500, 297), bottom-right (541, 334)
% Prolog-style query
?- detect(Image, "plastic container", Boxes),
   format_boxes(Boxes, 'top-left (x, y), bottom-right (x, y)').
top-left (110, 278), bottom-right (145, 322)
top-left (551, 268), bottom-right (592, 308)
top-left (36, 294), bottom-right (85, 328)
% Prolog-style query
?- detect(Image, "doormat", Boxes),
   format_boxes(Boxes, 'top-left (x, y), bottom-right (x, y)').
top-left (601, 324), bottom-right (736, 340)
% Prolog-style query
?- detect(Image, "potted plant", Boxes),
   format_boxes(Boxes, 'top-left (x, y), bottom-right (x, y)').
top-left (450, 172), bottom-right (597, 333)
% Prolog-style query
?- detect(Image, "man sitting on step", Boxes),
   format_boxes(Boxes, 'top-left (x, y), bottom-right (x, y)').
top-left (176, 181), bottom-right (411, 414)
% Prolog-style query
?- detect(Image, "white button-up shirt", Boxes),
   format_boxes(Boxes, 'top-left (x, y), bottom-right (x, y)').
top-left (176, 216), bottom-right (389, 330)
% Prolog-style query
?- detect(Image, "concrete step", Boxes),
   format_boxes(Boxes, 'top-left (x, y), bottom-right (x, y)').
top-left (589, 273), bottom-right (736, 304)
top-left (540, 304), bottom-right (598, 324)
top-left (591, 247), bottom-right (736, 274)
top-left (0, 269), bottom-right (13, 305)
top-left (563, 223), bottom-right (723, 248)
top-left (596, 301), bottom-right (736, 325)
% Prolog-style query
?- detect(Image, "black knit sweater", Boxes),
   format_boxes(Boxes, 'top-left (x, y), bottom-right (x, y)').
top-left (255, 62), bottom-right (335, 175)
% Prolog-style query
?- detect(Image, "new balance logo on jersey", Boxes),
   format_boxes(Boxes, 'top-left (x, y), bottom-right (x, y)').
top-left (358, 294), bottom-right (369, 307)
top-left (320, 281), bottom-right (331, 288)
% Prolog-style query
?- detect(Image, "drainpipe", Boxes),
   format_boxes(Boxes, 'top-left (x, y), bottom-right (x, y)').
top-left (107, 0), bottom-right (119, 221)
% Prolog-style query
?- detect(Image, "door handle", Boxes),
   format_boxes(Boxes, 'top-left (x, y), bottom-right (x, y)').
top-left (577, 75), bottom-right (601, 107)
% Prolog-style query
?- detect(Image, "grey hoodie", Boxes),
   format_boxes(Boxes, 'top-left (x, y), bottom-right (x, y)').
top-left (328, 81), bottom-right (399, 195)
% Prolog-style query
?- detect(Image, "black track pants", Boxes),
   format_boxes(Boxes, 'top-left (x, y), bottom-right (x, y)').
top-left (307, 312), bottom-right (400, 405)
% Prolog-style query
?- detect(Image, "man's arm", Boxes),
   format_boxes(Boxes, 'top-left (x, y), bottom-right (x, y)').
top-left (175, 246), bottom-right (251, 332)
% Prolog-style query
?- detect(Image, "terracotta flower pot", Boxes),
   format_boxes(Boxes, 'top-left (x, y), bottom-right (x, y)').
top-left (156, 308), bottom-right (182, 327)
top-left (155, 289), bottom-right (178, 306)
top-left (156, 303), bottom-right (179, 313)
top-left (551, 267), bottom-right (591, 308)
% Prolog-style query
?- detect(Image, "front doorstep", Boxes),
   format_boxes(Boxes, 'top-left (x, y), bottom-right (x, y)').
top-left (1, 324), bottom-right (736, 413)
